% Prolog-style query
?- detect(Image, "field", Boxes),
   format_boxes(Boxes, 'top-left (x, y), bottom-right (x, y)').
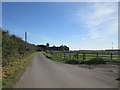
top-left (43, 50), bottom-right (119, 64)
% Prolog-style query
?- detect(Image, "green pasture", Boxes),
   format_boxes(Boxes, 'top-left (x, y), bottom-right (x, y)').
top-left (50, 51), bottom-right (119, 63)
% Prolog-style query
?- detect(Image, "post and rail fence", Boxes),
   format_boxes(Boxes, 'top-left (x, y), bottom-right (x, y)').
top-left (50, 51), bottom-right (119, 63)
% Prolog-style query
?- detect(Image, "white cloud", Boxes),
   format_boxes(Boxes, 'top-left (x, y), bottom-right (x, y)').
top-left (76, 2), bottom-right (118, 39)
top-left (68, 2), bottom-right (118, 50)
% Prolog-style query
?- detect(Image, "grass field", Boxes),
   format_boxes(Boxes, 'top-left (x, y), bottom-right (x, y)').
top-left (43, 50), bottom-right (119, 64)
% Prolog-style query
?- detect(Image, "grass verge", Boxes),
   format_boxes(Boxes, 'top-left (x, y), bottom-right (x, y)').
top-left (2, 52), bottom-right (37, 88)
top-left (42, 51), bottom-right (52, 59)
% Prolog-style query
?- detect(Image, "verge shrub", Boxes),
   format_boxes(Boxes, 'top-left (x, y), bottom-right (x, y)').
top-left (84, 57), bottom-right (106, 65)
top-left (65, 59), bottom-right (80, 64)
top-left (42, 51), bottom-right (52, 59)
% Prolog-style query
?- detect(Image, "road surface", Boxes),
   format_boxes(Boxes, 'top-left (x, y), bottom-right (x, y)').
top-left (14, 52), bottom-right (118, 88)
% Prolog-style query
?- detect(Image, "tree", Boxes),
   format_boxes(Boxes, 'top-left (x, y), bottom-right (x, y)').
top-left (46, 43), bottom-right (49, 47)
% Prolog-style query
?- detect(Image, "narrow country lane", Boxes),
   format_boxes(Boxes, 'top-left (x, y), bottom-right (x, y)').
top-left (14, 52), bottom-right (118, 88)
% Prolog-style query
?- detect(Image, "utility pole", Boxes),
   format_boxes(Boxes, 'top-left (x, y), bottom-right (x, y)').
top-left (25, 32), bottom-right (27, 43)
top-left (25, 32), bottom-right (27, 50)
top-left (112, 42), bottom-right (113, 50)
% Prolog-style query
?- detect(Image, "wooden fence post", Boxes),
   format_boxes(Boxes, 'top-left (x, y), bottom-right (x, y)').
top-left (59, 52), bottom-right (60, 58)
top-left (96, 53), bottom-right (98, 58)
top-left (56, 52), bottom-right (57, 58)
top-left (77, 52), bottom-right (79, 60)
top-left (58, 52), bottom-right (59, 58)
top-left (62, 52), bottom-right (63, 59)
top-left (83, 53), bottom-right (86, 60)
top-left (64, 52), bottom-right (65, 59)
top-left (111, 53), bottom-right (113, 60)
top-left (60, 52), bottom-right (61, 59)
top-left (69, 52), bottom-right (71, 59)
top-left (67, 52), bottom-right (69, 59)
top-left (53, 52), bottom-right (55, 58)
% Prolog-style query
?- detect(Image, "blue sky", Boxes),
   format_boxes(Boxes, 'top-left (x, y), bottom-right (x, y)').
top-left (2, 2), bottom-right (118, 50)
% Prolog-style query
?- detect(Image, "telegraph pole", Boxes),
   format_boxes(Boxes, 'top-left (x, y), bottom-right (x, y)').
top-left (112, 42), bottom-right (113, 50)
top-left (25, 32), bottom-right (27, 43)
top-left (25, 32), bottom-right (27, 50)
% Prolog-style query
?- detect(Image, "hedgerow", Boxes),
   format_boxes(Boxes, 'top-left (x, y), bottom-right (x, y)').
top-left (2, 29), bottom-right (36, 66)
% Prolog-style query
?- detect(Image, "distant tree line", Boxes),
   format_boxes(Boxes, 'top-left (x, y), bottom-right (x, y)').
top-left (2, 29), bottom-right (36, 66)
top-left (37, 43), bottom-right (69, 52)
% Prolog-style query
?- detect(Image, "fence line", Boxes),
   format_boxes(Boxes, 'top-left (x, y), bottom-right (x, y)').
top-left (50, 51), bottom-right (119, 62)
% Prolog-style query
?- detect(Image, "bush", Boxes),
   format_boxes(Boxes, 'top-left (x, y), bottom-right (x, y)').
top-left (79, 61), bottom-right (85, 64)
top-left (46, 55), bottom-right (52, 59)
top-left (65, 59), bottom-right (80, 64)
top-left (84, 57), bottom-right (106, 65)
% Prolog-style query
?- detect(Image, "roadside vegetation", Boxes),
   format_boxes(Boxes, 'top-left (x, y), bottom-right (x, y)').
top-left (2, 30), bottom-right (36, 66)
top-left (2, 53), bottom-right (36, 88)
top-left (42, 51), bottom-right (52, 59)
top-left (2, 28), bottom-right (37, 88)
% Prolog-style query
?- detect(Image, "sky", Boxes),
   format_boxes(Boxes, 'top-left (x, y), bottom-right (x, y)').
top-left (2, 2), bottom-right (118, 50)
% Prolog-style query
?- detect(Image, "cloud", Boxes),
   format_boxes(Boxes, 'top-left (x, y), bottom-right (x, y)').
top-left (76, 2), bottom-right (118, 39)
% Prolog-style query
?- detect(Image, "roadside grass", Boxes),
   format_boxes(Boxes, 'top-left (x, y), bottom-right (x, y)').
top-left (42, 51), bottom-right (52, 59)
top-left (2, 52), bottom-right (37, 88)
top-left (42, 51), bottom-right (65, 63)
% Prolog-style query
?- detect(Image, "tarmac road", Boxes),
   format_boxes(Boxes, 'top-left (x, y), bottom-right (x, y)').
top-left (14, 52), bottom-right (118, 88)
